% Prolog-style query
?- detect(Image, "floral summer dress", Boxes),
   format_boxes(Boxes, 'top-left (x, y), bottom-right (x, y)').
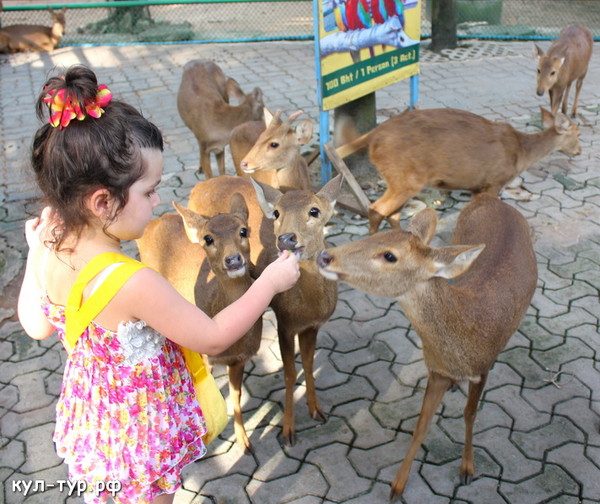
top-left (41, 273), bottom-right (207, 503)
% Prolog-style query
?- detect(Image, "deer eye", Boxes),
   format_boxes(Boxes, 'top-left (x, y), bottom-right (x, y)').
top-left (273, 210), bottom-right (280, 219)
top-left (269, 142), bottom-right (279, 149)
top-left (383, 252), bottom-right (397, 263)
top-left (204, 235), bottom-right (214, 246)
top-left (550, 70), bottom-right (556, 76)
top-left (309, 207), bottom-right (320, 218)
top-left (240, 227), bottom-right (248, 238)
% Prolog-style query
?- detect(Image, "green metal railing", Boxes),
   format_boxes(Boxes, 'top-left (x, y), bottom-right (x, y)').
top-left (1, 0), bottom-right (600, 46)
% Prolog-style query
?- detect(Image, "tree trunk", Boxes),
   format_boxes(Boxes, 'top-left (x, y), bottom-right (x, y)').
top-left (429, 0), bottom-right (457, 53)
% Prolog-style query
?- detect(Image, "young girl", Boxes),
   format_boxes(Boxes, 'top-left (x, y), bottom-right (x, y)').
top-left (17, 65), bottom-right (300, 504)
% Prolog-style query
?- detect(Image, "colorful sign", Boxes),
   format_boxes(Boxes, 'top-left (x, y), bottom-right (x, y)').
top-left (316, 0), bottom-right (421, 111)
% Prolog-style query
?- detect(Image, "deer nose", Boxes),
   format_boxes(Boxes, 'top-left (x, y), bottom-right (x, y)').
top-left (224, 254), bottom-right (243, 271)
top-left (240, 161), bottom-right (248, 170)
top-left (536, 90), bottom-right (544, 97)
top-left (317, 250), bottom-right (333, 268)
top-left (278, 233), bottom-right (297, 251)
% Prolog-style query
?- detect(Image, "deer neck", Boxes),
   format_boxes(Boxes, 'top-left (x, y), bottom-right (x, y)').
top-left (516, 128), bottom-right (559, 173)
top-left (215, 273), bottom-right (253, 304)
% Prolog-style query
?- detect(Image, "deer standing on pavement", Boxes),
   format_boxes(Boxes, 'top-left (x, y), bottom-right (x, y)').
top-left (534, 24), bottom-right (593, 118)
top-left (251, 175), bottom-right (343, 444)
top-left (336, 107), bottom-right (581, 234)
top-left (232, 110), bottom-right (313, 191)
top-left (317, 193), bottom-right (538, 497)
top-left (188, 174), bottom-right (343, 444)
top-left (0, 8), bottom-right (66, 53)
top-left (177, 59), bottom-right (264, 179)
top-left (136, 195), bottom-right (261, 453)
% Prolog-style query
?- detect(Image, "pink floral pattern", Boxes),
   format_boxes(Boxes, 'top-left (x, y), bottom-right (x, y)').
top-left (42, 299), bottom-right (207, 504)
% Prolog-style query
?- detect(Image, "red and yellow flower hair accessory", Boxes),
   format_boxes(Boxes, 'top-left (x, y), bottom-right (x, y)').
top-left (43, 83), bottom-right (113, 129)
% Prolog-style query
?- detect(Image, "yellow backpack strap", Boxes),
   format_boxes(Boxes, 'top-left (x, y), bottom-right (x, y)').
top-left (181, 347), bottom-right (209, 385)
top-left (64, 253), bottom-right (147, 353)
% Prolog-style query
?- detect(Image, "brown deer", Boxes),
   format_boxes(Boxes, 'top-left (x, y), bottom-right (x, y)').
top-left (177, 59), bottom-right (264, 179)
top-left (188, 175), bottom-right (277, 277)
top-left (336, 107), bottom-right (581, 234)
top-left (250, 175), bottom-right (343, 444)
top-left (232, 109), bottom-right (313, 191)
top-left (534, 24), bottom-right (593, 118)
top-left (136, 195), bottom-right (261, 454)
top-left (317, 193), bottom-right (538, 497)
top-left (0, 8), bottom-right (66, 53)
top-left (188, 174), bottom-right (344, 445)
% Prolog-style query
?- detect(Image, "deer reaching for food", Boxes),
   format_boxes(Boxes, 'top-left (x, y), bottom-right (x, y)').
top-left (250, 175), bottom-right (343, 445)
top-left (177, 59), bottom-right (264, 179)
top-left (337, 106), bottom-right (581, 234)
top-left (0, 8), bottom-right (65, 53)
top-left (136, 195), bottom-right (262, 454)
top-left (534, 24), bottom-right (593, 118)
top-left (317, 193), bottom-right (538, 497)
top-left (188, 174), bottom-right (343, 444)
top-left (232, 110), bottom-right (313, 191)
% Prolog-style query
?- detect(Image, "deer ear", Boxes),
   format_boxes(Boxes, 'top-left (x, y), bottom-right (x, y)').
top-left (295, 119), bottom-right (313, 144)
top-left (540, 107), bottom-right (554, 128)
top-left (431, 244), bottom-right (485, 279)
top-left (408, 208), bottom-right (437, 245)
top-left (533, 43), bottom-right (544, 59)
top-left (263, 107), bottom-right (274, 125)
top-left (172, 201), bottom-right (207, 244)
top-left (250, 178), bottom-right (282, 219)
top-left (229, 192), bottom-right (249, 223)
top-left (317, 174), bottom-right (344, 204)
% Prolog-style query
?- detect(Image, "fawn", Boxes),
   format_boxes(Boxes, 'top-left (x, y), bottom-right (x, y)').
top-left (177, 59), bottom-right (264, 179)
top-left (317, 194), bottom-right (538, 497)
top-left (0, 8), bottom-right (65, 53)
top-left (137, 195), bottom-right (261, 453)
top-left (336, 107), bottom-right (581, 234)
top-left (232, 110), bottom-right (313, 191)
top-left (534, 24), bottom-right (593, 118)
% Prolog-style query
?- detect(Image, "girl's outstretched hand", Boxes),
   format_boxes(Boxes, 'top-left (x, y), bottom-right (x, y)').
top-left (260, 250), bottom-right (300, 294)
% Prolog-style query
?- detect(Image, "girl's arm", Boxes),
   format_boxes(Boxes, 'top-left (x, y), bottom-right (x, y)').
top-left (122, 251), bottom-right (299, 355)
top-left (17, 209), bottom-right (56, 340)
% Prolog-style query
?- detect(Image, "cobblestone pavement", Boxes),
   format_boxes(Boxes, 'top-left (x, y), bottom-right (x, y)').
top-left (1, 39), bottom-right (599, 504)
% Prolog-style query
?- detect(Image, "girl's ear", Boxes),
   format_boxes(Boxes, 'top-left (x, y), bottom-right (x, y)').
top-left (86, 188), bottom-right (114, 219)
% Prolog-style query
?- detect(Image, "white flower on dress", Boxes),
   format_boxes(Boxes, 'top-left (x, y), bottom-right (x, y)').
top-left (118, 320), bottom-right (165, 366)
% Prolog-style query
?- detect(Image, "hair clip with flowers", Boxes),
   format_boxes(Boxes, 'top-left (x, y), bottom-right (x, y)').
top-left (43, 83), bottom-right (113, 129)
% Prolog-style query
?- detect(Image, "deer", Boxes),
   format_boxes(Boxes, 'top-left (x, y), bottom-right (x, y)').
top-left (177, 59), bottom-right (265, 179)
top-left (317, 193), bottom-right (538, 498)
top-left (231, 110), bottom-right (313, 192)
top-left (188, 174), bottom-right (344, 445)
top-left (336, 106), bottom-right (581, 234)
top-left (0, 8), bottom-right (66, 53)
top-left (136, 194), bottom-right (262, 454)
top-left (534, 24), bottom-right (593, 118)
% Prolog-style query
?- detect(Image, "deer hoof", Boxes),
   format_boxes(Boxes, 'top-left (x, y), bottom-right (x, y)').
top-left (460, 470), bottom-right (474, 485)
top-left (280, 427), bottom-right (297, 447)
top-left (312, 407), bottom-right (327, 423)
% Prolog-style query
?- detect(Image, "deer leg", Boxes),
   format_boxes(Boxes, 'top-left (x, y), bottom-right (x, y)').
top-left (228, 361), bottom-right (254, 455)
top-left (391, 371), bottom-right (451, 498)
top-left (199, 141), bottom-right (213, 179)
top-left (460, 373), bottom-right (488, 484)
top-left (298, 327), bottom-right (326, 423)
top-left (570, 77), bottom-right (585, 118)
top-left (279, 330), bottom-right (298, 446)
top-left (561, 82), bottom-right (572, 116)
top-left (549, 89), bottom-right (560, 117)
top-left (369, 186), bottom-right (420, 234)
top-left (216, 149), bottom-right (226, 177)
